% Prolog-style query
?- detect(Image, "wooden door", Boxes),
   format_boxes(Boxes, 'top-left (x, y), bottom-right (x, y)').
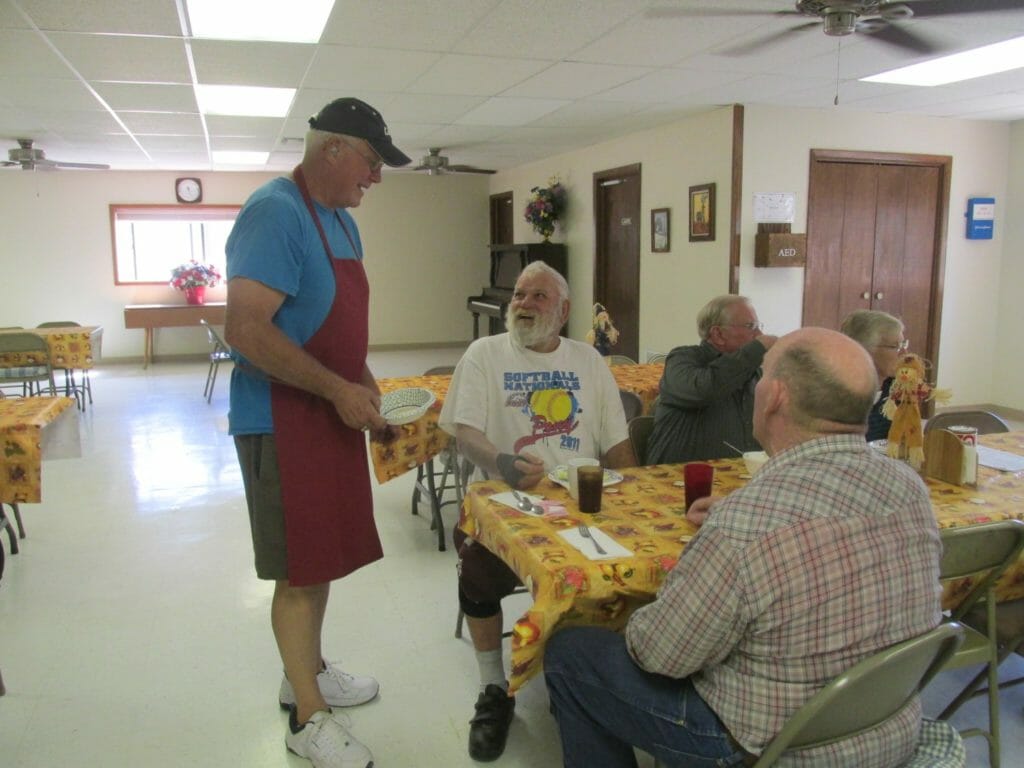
top-left (490, 191), bottom-right (513, 245)
top-left (803, 150), bottom-right (950, 370)
top-left (593, 164), bottom-right (641, 362)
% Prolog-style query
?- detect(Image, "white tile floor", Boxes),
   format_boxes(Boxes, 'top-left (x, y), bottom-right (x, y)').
top-left (2, 351), bottom-right (1023, 767)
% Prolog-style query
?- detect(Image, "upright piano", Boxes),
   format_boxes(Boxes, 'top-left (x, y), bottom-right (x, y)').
top-left (466, 242), bottom-right (568, 338)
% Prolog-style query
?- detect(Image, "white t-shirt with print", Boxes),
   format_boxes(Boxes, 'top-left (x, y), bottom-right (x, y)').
top-left (439, 333), bottom-right (629, 470)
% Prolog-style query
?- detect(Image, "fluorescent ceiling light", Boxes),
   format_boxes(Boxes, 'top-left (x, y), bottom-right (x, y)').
top-left (862, 35), bottom-right (1024, 87)
top-left (213, 151), bottom-right (270, 165)
top-left (195, 84), bottom-right (295, 117)
top-left (187, 0), bottom-right (334, 43)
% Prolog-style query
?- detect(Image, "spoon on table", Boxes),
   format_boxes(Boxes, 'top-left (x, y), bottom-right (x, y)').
top-left (510, 489), bottom-right (537, 513)
top-left (723, 440), bottom-right (744, 457)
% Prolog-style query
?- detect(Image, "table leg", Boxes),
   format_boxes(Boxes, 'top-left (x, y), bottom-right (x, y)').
top-left (143, 328), bottom-right (153, 368)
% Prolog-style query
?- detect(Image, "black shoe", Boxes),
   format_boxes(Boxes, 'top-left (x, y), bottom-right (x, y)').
top-left (468, 684), bottom-right (515, 762)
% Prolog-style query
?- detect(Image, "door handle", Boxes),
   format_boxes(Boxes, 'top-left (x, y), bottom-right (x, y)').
top-left (875, 292), bottom-right (884, 300)
top-left (861, 292), bottom-right (870, 300)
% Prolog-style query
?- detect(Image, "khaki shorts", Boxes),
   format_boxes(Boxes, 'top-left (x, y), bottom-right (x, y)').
top-left (234, 433), bottom-right (288, 580)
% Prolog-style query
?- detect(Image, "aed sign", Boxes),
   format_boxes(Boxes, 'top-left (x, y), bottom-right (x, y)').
top-left (778, 248), bottom-right (798, 259)
top-left (966, 197), bottom-right (995, 240)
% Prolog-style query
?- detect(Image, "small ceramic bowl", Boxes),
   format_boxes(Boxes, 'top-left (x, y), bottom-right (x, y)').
top-left (743, 450), bottom-right (769, 475)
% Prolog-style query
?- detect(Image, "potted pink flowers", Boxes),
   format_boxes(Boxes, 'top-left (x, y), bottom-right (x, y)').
top-left (170, 261), bottom-right (222, 305)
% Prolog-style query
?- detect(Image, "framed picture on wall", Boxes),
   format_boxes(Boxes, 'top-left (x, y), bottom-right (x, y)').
top-left (689, 183), bottom-right (715, 242)
top-left (651, 208), bottom-right (670, 252)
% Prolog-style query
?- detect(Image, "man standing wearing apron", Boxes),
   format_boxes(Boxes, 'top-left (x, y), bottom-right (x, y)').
top-left (225, 97), bottom-right (410, 768)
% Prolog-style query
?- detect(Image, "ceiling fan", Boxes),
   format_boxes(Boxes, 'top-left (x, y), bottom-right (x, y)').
top-left (649, 0), bottom-right (1023, 56)
top-left (1, 138), bottom-right (110, 171)
top-left (413, 148), bottom-right (495, 176)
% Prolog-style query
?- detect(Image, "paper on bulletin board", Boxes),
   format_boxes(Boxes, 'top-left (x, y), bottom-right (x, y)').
top-left (753, 193), bottom-right (795, 223)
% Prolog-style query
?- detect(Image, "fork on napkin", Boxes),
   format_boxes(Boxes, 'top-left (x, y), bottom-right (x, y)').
top-left (557, 525), bottom-right (632, 560)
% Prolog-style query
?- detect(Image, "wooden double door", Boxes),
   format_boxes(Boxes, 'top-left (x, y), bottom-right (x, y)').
top-left (803, 149), bottom-right (951, 369)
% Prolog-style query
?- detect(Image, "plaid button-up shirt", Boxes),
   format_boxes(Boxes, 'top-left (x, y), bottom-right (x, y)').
top-left (626, 434), bottom-right (942, 767)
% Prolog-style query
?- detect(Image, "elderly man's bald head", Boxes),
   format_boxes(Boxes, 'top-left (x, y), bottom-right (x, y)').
top-left (765, 328), bottom-right (879, 433)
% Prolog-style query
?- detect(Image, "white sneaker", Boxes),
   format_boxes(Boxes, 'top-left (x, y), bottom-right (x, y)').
top-left (279, 662), bottom-right (380, 709)
top-left (286, 709), bottom-right (373, 768)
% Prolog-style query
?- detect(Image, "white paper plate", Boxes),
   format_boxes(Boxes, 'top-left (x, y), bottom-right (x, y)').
top-left (380, 387), bottom-right (436, 425)
top-left (868, 439), bottom-right (889, 453)
top-left (547, 465), bottom-right (624, 490)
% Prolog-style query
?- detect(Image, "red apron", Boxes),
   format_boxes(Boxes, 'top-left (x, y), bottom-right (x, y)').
top-left (269, 168), bottom-right (382, 586)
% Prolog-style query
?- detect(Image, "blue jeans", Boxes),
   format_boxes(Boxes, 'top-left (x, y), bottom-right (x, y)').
top-left (544, 626), bottom-right (749, 768)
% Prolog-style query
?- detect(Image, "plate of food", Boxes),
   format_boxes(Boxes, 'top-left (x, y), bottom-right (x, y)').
top-left (380, 387), bottom-right (436, 425)
top-left (547, 465), bottom-right (624, 489)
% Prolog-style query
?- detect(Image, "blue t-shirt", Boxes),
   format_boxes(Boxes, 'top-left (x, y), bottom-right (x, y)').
top-left (226, 176), bottom-right (363, 435)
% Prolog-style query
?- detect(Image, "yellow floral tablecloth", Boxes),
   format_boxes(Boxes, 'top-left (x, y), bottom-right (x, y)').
top-left (0, 396), bottom-right (76, 503)
top-left (0, 326), bottom-right (103, 369)
top-left (461, 433), bottom-right (1024, 693)
top-left (369, 364), bottom-right (663, 484)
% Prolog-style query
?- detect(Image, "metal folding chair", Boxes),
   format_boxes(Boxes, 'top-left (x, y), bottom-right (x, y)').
top-left (925, 410), bottom-right (1009, 435)
top-left (628, 415), bottom-right (654, 466)
top-left (199, 319), bottom-right (232, 403)
top-left (936, 519), bottom-right (1024, 768)
top-left (619, 389), bottom-right (643, 422)
top-left (0, 332), bottom-right (56, 397)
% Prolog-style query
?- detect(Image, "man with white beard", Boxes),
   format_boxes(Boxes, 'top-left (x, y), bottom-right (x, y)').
top-left (439, 260), bottom-right (635, 761)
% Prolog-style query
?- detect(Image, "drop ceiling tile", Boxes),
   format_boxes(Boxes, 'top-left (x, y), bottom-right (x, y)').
top-left (0, 29), bottom-right (75, 77)
top-left (48, 32), bottom-right (191, 83)
top-left (18, 0), bottom-right (182, 35)
top-left (0, 77), bottom-right (100, 109)
top-left (321, 0), bottom-right (495, 51)
top-left (383, 93), bottom-right (488, 123)
top-left (455, 96), bottom-right (570, 126)
top-left (452, 0), bottom-right (639, 59)
top-left (119, 111), bottom-right (205, 134)
top-left (409, 54), bottom-right (550, 96)
top-left (191, 40), bottom-right (315, 88)
top-left (503, 61), bottom-right (654, 99)
top-left (304, 45), bottom-right (441, 91)
top-left (138, 134), bottom-right (208, 152)
top-left (92, 82), bottom-right (198, 112)
top-left (205, 114), bottom-right (284, 135)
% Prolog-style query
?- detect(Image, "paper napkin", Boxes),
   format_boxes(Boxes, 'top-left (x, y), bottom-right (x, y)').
top-left (558, 526), bottom-right (632, 560)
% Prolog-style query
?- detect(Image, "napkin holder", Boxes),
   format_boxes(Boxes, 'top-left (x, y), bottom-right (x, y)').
top-left (924, 429), bottom-right (977, 487)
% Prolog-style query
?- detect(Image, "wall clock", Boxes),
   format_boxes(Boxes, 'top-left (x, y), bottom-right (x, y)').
top-left (175, 177), bottom-right (202, 204)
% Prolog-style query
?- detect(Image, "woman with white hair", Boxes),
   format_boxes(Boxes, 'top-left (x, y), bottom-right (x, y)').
top-left (840, 309), bottom-right (908, 441)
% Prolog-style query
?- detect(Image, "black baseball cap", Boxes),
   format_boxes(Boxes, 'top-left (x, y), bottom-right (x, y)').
top-left (308, 97), bottom-right (411, 167)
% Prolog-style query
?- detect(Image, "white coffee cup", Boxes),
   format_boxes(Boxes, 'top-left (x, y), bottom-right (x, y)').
top-left (568, 458), bottom-right (601, 500)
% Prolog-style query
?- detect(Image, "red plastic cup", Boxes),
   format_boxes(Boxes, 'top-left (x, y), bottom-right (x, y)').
top-left (683, 463), bottom-right (714, 509)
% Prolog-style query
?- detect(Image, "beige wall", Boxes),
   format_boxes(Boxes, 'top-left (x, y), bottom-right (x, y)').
top-left (488, 107), bottom-right (736, 359)
top-left (1, 107), bottom-right (1020, 412)
top-left (995, 121), bottom-right (1024, 410)
top-left (491, 105), bottom-right (1019, 410)
top-left (0, 170), bottom-right (489, 359)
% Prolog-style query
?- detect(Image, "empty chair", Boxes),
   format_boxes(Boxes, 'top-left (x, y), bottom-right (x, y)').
top-left (619, 389), bottom-right (643, 422)
top-left (925, 410), bottom-right (1009, 435)
top-left (628, 415), bottom-right (655, 465)
top-left (36, 321), bottom-right (92, 409)
top-left (199, 319), bottom-right (233, 403)
top-left (936, 519), bottom-right (1024, 768)
top-left (646, 352), bottom-right (667, 364)
top-left (0, 332), bottom-right (56, 397)
top-left (607, 354), bottom-right (637, 365)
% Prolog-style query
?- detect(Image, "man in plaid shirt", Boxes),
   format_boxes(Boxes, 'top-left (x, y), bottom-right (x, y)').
top-left (545, 327), bottom-right (942, 768)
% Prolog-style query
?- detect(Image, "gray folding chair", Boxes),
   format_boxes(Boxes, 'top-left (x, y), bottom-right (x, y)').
top-left (411, 366), bottom-right (460, 551)
top-left (750, 623), bottom-right (966, 767)
top-left (628, 415), bottom-right (655, 466)
top-left (646, 352), bottom-right (667, 364)
top-left (607, 354), bottom-right (637, 365)
top-left (619, 389), bottom-right (643, 422)
top-left (925, 410), bottom-right (1009, 435)
top-left (0, 332), bottom-right (56, 397)
top-left (199, 319), bottom-right (232, 403)
top-left (936, 519), bottom-right (1024, 768)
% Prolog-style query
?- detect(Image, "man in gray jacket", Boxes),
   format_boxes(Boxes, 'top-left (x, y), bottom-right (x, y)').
top-left (646, 295), bottom-right (776, 464)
